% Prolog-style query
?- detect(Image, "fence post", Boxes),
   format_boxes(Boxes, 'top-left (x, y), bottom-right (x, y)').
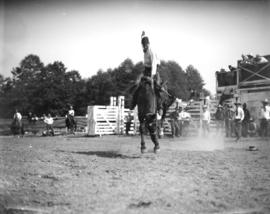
top-left (87, 106), bottom-right (96, 135)
top-left (117, 96), bottom-right (125, 135)
top-left (133, 107), bottom-right (138, 135)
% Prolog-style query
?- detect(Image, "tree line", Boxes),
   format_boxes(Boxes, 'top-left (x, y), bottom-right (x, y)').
top-left (0, 54), bottom-right (210, 118)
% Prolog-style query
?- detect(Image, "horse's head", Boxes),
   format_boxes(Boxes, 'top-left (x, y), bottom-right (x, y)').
top-left (160, 92), bottom-right (176, 121)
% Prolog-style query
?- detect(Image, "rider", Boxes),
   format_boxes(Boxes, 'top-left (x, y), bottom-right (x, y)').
top-left (67, 105), bottom-right (76, 124)
top-left (130, 31), bottom-right (164, 114)
top-left (68, 105), bottom-right (75, 117)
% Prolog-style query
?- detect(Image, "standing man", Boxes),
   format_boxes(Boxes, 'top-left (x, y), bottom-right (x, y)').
top-left (259, 99), bottom-right (270, 138)
top-left (130, 31), bottom-right (163, 113)
top-left (215, 104), bottom-right (224, 135)
top-left (12, 109), bottom-right (23, 135)
top-left (43, 113), bottom-right (54, 136)
top-left (125, 111), bottom-right (133, 135)
top-left (242, 103), bottom-right (250, 137)
top-left (170, 107), bottom-right (180, 138)
top-left (201, 105), bottom-right (211, 137)
top-left (179, 107), bottom-right (191, 137)
top-left (234, 101), bottom-right (245, 142)
top-left (224, 104), bottom-right (234, 137)
top-left (14, 109), bottom-right (22, 122)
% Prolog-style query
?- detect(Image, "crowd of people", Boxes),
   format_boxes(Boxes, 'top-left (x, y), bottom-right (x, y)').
top-left (167, 98), bottom-right (270, 142)
top-left (213, 98), bottom-right (270, 142)
top-left (169, 106), bottom-right (191, 138)
top-left (12, 105), bottom-right (76, 136)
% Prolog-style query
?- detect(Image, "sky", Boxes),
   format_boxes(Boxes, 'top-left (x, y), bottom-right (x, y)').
top-left (0, 0), bottom-right (270, 93)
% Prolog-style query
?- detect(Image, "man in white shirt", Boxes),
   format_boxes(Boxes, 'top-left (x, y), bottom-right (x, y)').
top-left (234, 101), bottom-right (245, 142)
top-left (12, 109), bottom-right (24, 135)
top-left (201, 105), bottom-right (211, 136)
top-left (14, 109), bottom-right (22, 121)
top-left (179, 107), bottom-right (191, 136)
top-left (260, 98), bottom-right (270, 137)
top-left (44, 114), bottom-right (54, 136)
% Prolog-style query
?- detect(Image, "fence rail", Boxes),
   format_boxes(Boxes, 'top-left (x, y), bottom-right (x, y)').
top-left (0, 116), bottom-right (87, 135)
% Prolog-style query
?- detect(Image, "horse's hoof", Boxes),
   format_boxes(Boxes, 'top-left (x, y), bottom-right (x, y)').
top-left (154, 146), bottom-right (160, 153)
top-left (141, 147), bottom-right (147, 154)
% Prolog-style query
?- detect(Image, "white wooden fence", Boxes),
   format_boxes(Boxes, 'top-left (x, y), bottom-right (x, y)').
top-left (87, 96), bottom-right (139, 135)
top-left (87, 96), bottom-right (219, 136)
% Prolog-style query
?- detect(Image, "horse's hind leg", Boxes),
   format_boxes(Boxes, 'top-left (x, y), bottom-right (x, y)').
top-left (139, 123), bottom-right (146, 153)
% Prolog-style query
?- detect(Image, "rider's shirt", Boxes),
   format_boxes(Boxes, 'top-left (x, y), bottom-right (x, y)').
top-left (260, 106), bottom-right (270, 120)
top-left (14, 112), bottom-right (22, 120)
top-left (68, 109), bottom-right (75, 117)
top-left (143, 47), bottom-right (159, 77)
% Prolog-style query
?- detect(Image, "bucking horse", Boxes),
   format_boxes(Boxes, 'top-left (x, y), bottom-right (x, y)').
top-left (132, 77), bottom-right (175, 153)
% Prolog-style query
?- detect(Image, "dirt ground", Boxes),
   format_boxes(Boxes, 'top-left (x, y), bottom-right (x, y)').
top-left (0, 133), bottom-right (270, 214)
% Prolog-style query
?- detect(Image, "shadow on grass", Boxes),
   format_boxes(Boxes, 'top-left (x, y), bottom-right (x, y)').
top-left (57, 150), bottom-right (141, 159)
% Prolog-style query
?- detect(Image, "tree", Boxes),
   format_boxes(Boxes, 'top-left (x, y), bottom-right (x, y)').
top-left (11, 54), bottom-right (44, 81)
top-left (186, 65), bottom-right (205, 100)
top-left (0, 54), bottom-right (210, 118)
top-left (159, 60), bottom-right (189, 100)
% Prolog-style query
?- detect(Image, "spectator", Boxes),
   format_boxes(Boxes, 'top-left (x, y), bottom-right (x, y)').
top-left (224, 104), bottom-right (234, 137)
top-left (14, 109), bottom-right (22, 122)
top-left (170, 107), bottom-right (180, 138)
top-left (234, 101), bottom-right (245, 142)
top-left (201, 105), bottom-right (211, 137)
top-left (242, 103), bottom-right (250, 137)
top-left (215, 104), bottom-right (224, 135)
top-left (228, 65), bottom-right (236, 71)
top-left (43, 114), bottom-right (54, 136)
top-left (254, 55), bottom-right (268, 64)
top-left (27, 112), bottom-right (33, 124)
top-left (179, 107), bottom-right (191, 137)
top-left (248, 118), bottom-right (257, 137)
top-left (125, 111), bottom-right (133, 135)
top-left (259, 99), bottom-right (270, 138)
top-left (11, 109), bottom-right (24, 135)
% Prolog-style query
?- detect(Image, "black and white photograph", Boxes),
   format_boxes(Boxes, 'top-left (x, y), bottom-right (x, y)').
top-left (0, 0), bottom-right (270, 213)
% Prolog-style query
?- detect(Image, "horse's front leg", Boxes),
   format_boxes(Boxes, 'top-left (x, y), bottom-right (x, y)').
top-left (147, 117), bottom-right (160, 153)
top-left (139, 122), bottom-right (146, 153)
top-left (158, 119), bottom-right (164, 138)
